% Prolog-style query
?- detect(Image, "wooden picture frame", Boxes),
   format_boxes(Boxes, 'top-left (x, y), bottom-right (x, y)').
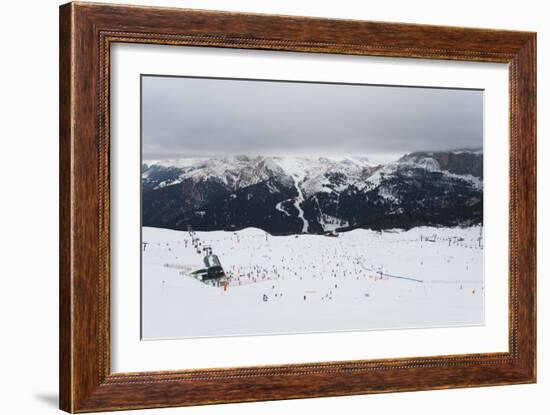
top-left (59, 2), bottom-right (536, 412)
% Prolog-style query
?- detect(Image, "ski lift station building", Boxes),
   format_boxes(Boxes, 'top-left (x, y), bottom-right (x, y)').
top-left (204, 254), bottom-right (221, 269)
top-left (202, 254), bottom-right (226, 280)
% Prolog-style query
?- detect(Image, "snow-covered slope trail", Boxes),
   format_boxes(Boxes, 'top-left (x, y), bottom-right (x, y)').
top-left (275, 200), bottom-right (290, 216)
top-left (291, 174), bottom-right (309, 233)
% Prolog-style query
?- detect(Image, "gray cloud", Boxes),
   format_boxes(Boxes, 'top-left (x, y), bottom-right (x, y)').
top-left (142, 75), bottom-right (482, 162)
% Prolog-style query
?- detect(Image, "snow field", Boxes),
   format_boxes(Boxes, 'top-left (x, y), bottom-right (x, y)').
top-left (142, 226), bottom-right (484, 339)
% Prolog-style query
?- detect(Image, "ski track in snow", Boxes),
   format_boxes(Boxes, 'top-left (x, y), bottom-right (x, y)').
top-left (291, 174), bottom-right (309, 233)
top-left (275, 200), bottom-right (291, 216)
top-left (274, 175), bottom-right (310, 232)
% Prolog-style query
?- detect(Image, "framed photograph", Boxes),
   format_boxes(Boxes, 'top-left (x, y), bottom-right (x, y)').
top-left (59, 2), bottom-right (536, 412)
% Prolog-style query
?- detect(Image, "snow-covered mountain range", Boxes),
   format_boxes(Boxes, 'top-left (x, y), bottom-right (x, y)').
top-left (142, 150), bottom-right (483, 234)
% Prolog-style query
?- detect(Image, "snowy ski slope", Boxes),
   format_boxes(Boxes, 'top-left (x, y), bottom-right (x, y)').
top-left (142, 226), bottom-right (484, 339)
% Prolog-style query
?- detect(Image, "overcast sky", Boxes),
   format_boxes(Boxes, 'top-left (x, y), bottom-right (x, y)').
top-left (142, 75), bottom-right (482, 163)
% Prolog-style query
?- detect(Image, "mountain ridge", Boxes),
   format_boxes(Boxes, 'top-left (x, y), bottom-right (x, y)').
top-left (142, 150), bottom-right (483, 235)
